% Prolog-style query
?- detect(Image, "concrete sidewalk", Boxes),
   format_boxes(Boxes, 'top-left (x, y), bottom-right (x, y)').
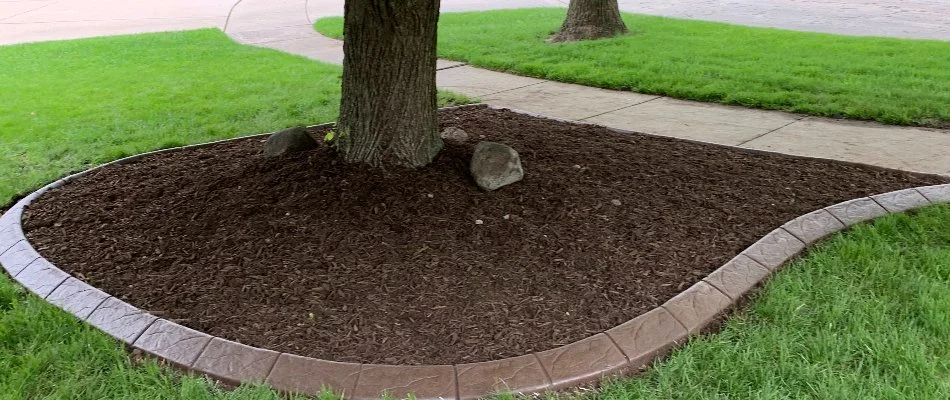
top-left (223, 0), bottom-right (950, 176)
top-left (4, 0), bottom-right (950, 46)
top-left (0, 0), bottom-right (235, 45)
top-left (2, 0), bottom-right (948, 175)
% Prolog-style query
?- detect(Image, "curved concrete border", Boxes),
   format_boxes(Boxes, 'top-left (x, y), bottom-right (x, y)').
top-left (2, 105), bottom-right (949, 400)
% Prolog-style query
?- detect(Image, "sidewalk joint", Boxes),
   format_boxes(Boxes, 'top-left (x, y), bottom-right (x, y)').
top-left (235, 33), bottom-right (320, 46)
top-left (577, 96), bottom-right (663, 121)
top-left (304, 0), bottom-right (313, 24)
top-left (474, 80), bottom-right (547, 98)
top-left (736, 116), bottom-right (810, 147)
top-left (223, 0), bottom-right (246, 32)
top-left (0, 2), bottom-right (52, 23)
top-left (436, 63), bottom-right (468, 71)
top-left (1, 16), bottom-right (222, 25)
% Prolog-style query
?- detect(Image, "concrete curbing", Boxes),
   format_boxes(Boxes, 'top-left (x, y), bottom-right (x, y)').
top-left (2, 106), bottom-right (948, 399)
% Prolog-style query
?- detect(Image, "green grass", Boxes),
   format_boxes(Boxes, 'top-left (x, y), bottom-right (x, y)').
top-left (316, 8), bottom-right (950, 128)
top-left (0, 29), bottom-right (470, 206)
top-left (0, 273), bottom-right (335, 399)
top-left (2, 26), bottom-right (949, 400)
top-left (591, 204), bottom-right (950, 399)
top-left (0, 28), bottom-right (471, 399)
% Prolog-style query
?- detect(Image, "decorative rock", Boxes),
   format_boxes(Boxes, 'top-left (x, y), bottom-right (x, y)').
top-left (440, 126), bottom-right (470, 143)
top-left (263, 126), bottom-right (317, 157)
top-left (470, 141), bottom-right (524, 191)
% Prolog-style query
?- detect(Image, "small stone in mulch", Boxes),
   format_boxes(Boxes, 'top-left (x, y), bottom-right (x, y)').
top-left (263, 126), bottom-right (318, 157)
top-left (470, 141), bottom-right (524, 191)
top-left (440, 126), bottom-right (470, 143)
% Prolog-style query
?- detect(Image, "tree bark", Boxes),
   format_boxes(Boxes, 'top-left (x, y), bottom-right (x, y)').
top-left (550, 0), bottom-right (628, 42)
top-left (336, 0), bottom-right (442, 168)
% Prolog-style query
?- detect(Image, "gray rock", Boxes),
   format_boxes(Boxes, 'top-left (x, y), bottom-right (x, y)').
top-left (440, 126), bottom-right (470, 143)
top-left (470, 141), bottom-right (524, 191)
top-left (263, 126), bottom-right (318, 157)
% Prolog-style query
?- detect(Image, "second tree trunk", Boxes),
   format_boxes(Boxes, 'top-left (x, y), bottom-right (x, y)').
top-left (551, 0), bottom-right (628, 42)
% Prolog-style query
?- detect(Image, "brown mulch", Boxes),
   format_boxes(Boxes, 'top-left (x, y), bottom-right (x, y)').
top-left (23, 107), bottom-right (948, 365)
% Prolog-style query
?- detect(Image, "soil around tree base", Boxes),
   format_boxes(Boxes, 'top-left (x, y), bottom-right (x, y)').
top-left (23, 107), bottom-right (948, 365)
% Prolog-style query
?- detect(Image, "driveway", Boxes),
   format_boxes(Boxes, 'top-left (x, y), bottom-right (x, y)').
top-left (1, 0), bottom-right (948, 46)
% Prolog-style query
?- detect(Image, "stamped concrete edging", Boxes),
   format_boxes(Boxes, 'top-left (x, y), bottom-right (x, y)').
top-left (2, 105), bottom-right (950, 399)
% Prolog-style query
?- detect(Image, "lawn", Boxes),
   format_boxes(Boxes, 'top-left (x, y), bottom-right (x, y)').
top-left (0, 28), bottom-right (467, 398)
top-left (592, 204), bottom-right (950, 399)
top-left (0, 29), bottom-right (469, 207)
top-left (316, 8), bottom-right (950, 128)
top-left (2, 28), bottom-right (949, 400)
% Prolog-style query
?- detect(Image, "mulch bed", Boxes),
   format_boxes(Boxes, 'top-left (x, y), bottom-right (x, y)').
top-left (23, 106), bottom-right (948, 365)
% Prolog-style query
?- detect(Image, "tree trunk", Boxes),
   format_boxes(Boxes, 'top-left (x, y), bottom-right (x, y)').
top-left (336, 0), bottom-right (442, 168)
top-left (550, 0), bottom-right (628, 42)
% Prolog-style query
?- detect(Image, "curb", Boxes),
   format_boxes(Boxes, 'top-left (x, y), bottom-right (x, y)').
top-left (2, 106), bottom-right (949, 399)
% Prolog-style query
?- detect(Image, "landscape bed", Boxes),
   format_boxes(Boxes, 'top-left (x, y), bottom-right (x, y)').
top-left (21, 106), bottom-right (949, 366)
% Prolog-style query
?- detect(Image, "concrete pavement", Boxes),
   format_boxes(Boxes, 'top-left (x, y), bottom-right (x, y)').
top-left (0, 0), bottom-right (234, 45)
top-left (618, 0), bottom-right (950, 41)
top-left (4, 0), bottom-right (950, 45)
top-left (2, 0), bottom-right (949, 175)
top-left (224, 0), bottom-right (950, 175)
top-left (301, 0), bottom-right (950, 40)
top-left (436, 68), bottom-right (950, 175)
